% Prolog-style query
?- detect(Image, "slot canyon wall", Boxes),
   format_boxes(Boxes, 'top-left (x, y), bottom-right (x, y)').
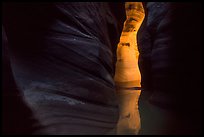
top-left (137, 2), bottom-right (202, 135)
top-left (114, 2), bottom-right (145, 135)
top-left (2, 2), bottom-right (126, 135)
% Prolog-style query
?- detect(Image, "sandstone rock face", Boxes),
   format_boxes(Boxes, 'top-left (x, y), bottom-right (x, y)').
top-left (138, 2), bottom-right (202, 109)
top-left (114, 2), bottom-right (144, 87)
top-left (137, 2), bottom-right (202, 134)
top-left (114, 2), bottom-right (145, 135)
top-left (3, 3), bottom-right (126, 134)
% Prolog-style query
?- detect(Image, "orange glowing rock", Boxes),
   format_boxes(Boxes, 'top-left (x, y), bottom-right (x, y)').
top-left (114, 2), bottom-right (145, 88)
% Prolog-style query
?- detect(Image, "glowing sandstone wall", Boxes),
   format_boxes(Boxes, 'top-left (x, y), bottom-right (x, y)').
top-left (114, 2), bottom-right (145, 87)
top-left (115, 2), bottom-right (145, 135)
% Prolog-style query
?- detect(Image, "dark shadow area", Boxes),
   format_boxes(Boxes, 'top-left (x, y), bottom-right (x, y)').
top-left (2, 26), bottom-right (41, 134)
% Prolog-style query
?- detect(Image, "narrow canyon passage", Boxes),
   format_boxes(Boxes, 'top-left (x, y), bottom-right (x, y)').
top-left (115, 2), bottom-right (145, 135)
top-left (2, 2), bottom-right (201, 135)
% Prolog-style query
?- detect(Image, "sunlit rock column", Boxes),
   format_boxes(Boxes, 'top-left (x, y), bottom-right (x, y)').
top-left (114, 2), bottom-right (145, 135)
